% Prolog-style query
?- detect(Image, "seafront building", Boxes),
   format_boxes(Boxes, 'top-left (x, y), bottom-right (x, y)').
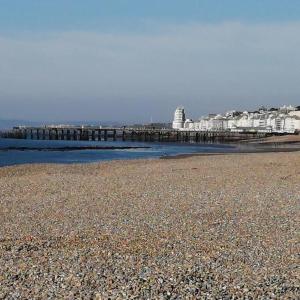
top-left (172, 105), bottom-right (300, 134)
top-left (172, 106), bottom-right (186, 129)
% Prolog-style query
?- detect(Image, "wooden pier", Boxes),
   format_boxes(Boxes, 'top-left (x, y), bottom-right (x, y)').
top-left (3, 126), bottom-right (270, 143)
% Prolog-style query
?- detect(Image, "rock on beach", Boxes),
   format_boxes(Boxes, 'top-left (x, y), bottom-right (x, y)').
top-left (0, 152), bottom-right (299, 299)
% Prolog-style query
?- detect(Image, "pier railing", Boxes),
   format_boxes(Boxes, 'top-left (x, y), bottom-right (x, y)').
top-left (2, 126), bottom-right (270, 143)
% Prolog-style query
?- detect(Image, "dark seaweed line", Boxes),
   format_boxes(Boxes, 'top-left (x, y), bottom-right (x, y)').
top-left (0, 146), bottom-right (151, 152)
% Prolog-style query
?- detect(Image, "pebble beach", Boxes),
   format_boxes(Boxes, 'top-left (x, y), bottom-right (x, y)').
top-left (0, 152), bottom-right (299, 299)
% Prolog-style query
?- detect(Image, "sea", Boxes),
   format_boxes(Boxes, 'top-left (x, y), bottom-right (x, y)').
top-left (0, 138), bottom-right (241, 167)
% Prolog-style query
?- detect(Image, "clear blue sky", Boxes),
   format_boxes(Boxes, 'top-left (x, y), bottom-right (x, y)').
top-left (1, 1), bottom-right (300, 122)
top-left (1, 0), bottom-right (300, 32)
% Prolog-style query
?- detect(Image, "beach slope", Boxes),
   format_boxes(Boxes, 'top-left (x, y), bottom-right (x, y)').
top-left (0, 153), bottom-right (299, 298)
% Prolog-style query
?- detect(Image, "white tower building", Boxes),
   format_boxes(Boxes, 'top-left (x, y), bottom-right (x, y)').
top-left (172, 107), bottom-right (186, 129)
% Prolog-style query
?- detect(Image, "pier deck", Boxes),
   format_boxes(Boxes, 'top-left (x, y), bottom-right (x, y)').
top-left (2, 126), bottom-right (270, 143)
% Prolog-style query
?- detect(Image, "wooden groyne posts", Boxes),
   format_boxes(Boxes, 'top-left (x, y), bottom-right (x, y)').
top-left (8, 126), bottom-right (269, 143)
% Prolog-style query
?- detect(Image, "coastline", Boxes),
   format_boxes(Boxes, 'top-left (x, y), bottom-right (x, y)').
top-left (162, 144), bottom-right (300, 159)
top-left (245, 134), bottom-right (300, 144)
top-left (0, 136), bottom-right (299, 167)
top-left (163, 134), bottom-right (300, 159)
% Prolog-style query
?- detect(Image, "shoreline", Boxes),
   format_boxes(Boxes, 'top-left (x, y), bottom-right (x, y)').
top-left (0, 141), bottom-right (299, 168)
top-left (0, 136), bottom-right (299, 168)
top-left (162, 144), bottom-right (300, 159)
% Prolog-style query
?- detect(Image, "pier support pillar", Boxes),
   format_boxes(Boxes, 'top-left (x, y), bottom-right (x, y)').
top-left (91, 130), bottom-right (95, 141)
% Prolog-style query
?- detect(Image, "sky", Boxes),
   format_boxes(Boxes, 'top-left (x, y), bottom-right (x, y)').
top-left (1, 0), bottom-right (300, 123)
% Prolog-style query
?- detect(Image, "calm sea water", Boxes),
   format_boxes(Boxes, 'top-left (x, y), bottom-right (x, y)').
top-left (0, 138), bottom-right (239, 167)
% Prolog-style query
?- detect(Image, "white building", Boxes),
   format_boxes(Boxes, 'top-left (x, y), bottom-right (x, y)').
top-left (172, 105), bottom-right (300, 134)
top-left (172, 107), bottom-right (186, 129)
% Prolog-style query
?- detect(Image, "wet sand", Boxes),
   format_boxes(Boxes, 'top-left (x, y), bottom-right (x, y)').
top-left (0, 152), bottom-right (299, 299)
top-left (246, 134), bottom-right (300, 145)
